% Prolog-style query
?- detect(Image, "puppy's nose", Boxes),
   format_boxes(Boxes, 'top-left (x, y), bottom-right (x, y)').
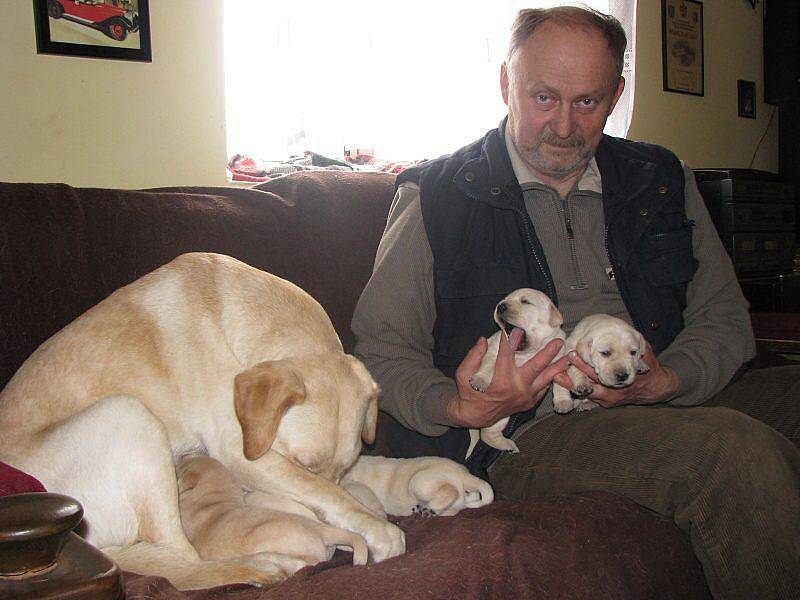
top-left (615, 371), bottom-right (629, 383)
top-left (496, 302), bottom-right (508, 315)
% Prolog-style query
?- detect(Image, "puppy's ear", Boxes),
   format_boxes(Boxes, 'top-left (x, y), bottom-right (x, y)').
top-left (362, 395), bottom-right (378, 445)
top-left (548, 304), bottom-right (564, 328)
top-left (576, 336), bottom-right (593, 363)
top-left (234, 360), bottom-right (306, 461)
top-left (635, 333), bottom-right (651, 374)
top-left (176, 460), bottom-right (201, 494)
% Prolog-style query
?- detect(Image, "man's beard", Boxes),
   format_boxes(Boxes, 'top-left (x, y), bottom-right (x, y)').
top-left (522, 129), bottom-right (594, 181)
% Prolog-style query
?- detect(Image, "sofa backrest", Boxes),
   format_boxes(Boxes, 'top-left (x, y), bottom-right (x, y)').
top-left (0, 171), bottom-right (395, 390)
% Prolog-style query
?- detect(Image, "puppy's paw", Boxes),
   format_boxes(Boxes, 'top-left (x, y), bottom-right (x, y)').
top-left (553, 397), bottom-right (574, 414)
top-left (575, 399), bottom-right (598, 412)
top-left (412, 503), bottom-right (437, 518)
top-left (572, 381), bottom-right (594, 398)
top-left (469, 374), bottom-right (489, 392)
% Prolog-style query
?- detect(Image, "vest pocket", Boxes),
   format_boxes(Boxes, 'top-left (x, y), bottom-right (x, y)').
top-left (434, 264), bottom-right (529, 367)
top-left (641, 226), bottom-right (698, 286)
top-left (641, 227), bottom-right (698, 320)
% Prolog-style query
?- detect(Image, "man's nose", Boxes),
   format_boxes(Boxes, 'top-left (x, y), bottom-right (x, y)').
top-left (550, 105), bottom-right (576, 138)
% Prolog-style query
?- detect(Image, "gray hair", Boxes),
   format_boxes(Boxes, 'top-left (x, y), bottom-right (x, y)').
top-left (507, 6), bottom-right (627, 79)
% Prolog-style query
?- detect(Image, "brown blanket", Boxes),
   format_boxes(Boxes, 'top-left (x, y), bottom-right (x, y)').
top-left (123, 493), bottom-right (709, 599)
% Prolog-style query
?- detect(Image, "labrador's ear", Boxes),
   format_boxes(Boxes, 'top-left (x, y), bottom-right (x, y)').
top-left (362, 395), bottom-right (378, 445)
top-left (346, 355), bottom-right (380, 445)
top-left (234, 360), bottom-right (306, 461)
top-left (548, 304), bottom-right (564, 328)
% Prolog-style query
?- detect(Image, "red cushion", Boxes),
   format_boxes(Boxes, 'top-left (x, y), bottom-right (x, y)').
top-left (0, 461), bottom-right (46, 496)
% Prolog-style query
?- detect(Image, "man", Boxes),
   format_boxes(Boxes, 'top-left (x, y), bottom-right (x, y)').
top-left (352, 6), bottom-right (800, 599)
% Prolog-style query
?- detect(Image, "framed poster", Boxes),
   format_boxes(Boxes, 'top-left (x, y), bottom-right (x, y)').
top-left (662, 0), bottom-right (704, 96)
top-left (33, 0), bottom-right (152, 62)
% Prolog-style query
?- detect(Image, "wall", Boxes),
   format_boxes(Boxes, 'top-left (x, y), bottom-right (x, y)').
top-left (629, 0), bottom-right (778, 171)
top-left (0, 0), bottom-right (227, 188)
top-left (0, 0), bottom-right (779, 188)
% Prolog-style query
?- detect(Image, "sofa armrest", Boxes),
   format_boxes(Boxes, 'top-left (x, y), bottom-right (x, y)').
top-left (0, 493), bottom-right (83, 577)
top-left (0, 493), bottom-right (122, 599)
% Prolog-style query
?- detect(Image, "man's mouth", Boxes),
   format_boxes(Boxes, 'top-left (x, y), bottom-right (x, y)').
top-left (500, 320), bottom-right (528, 351)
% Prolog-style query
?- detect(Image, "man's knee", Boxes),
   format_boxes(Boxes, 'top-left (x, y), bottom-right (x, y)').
top-left (694, 407), bottom-right (798, 480)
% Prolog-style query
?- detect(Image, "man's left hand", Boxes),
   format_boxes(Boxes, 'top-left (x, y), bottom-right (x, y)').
top-left (567, 343), bottom-right (679, 408)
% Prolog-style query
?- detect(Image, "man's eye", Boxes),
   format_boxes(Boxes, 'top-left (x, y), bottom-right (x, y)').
top-left (576, 98), bottom-right (596, 107)
top-left (536, 94), bottom-right (552, 104)
top-left (600, 350), bottom-right (612, 357)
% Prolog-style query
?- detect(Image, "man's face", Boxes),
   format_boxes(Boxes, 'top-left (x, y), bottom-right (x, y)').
top-left (501, 22), bottom-right (625, 185)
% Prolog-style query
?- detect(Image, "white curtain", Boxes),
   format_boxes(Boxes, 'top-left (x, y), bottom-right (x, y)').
top-left (224, 0), bottom-right (636, 162)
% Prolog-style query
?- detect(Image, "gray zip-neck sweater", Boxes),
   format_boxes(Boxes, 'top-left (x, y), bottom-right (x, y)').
top-left (352, 133), bottom-right (755, 438)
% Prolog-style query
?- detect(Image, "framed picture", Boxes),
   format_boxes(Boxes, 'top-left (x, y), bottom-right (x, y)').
top-left (661, 0), bottom-right (704, 96)
top-left (33, 0), bottom-right (151, 62)
top-left (737, 80), bottom-right (757, 119)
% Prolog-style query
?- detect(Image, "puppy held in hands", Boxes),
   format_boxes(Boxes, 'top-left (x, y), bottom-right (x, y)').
top-left (177, 454), bottom-right (368, 571)
top-left (552, 314), bottom-right (649, 414)
top-left (469, 288), bottom-right (566, 454)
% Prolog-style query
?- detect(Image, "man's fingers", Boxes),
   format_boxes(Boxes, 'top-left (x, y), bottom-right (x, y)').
top-left (552, 371), bottom-right (574, 390)
top-left (519, 339), bottom-right (564, 375)
top-left (456, 337), bottom-right (488, 382)
top-left (567, 351), bottom-right (598, 381)
top-left (534, 353), bottom-right (571, 383)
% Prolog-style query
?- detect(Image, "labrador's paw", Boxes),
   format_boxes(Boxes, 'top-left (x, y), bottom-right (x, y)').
top-left (361, 517), bottom-right (406, 563)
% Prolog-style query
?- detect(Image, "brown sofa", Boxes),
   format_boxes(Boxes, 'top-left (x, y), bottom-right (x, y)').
top-left (0, 173), bottom-right (711, 598)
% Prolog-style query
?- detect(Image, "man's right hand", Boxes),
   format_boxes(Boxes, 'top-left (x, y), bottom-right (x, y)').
top-left (446, 329), bottom-right (570, 428)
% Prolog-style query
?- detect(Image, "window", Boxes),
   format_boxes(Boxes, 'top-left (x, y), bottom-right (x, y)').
top-left (224, 1), bottom-right (636, 163)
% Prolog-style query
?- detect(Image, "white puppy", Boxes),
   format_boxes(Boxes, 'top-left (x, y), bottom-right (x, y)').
top-left (553, 314), bottom-right (649, 414)
top-left (468, 289), bottom-right (566, 455)
top-left (340, 455), bottom-right (494, 517)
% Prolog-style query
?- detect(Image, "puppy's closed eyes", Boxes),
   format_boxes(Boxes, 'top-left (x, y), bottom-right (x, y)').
top-left (552, 314), bottom-right (648, 414)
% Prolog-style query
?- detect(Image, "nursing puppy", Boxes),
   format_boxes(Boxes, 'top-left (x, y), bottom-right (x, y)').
top-left (177, 454), bottom-right (368, 568)
top-left (552, 314), bottom-right (649, 414)
top-left (341, 455), bottom-right (494, 517)
top-left (469, 288), bottom-right (566, 454)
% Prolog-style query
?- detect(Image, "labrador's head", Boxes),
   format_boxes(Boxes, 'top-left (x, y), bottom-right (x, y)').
top-left (234, 353), bottom-right (379, 481)
top-left (494, 288), bottom-right (562, 352)
top-left (575, 319), bottom-right (649, 388)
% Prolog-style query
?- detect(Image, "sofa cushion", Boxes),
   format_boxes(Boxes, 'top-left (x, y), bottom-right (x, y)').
top-left (122, 492), bottom-right (709, 599)
top-left (0, 173), bottom-right (395, 389)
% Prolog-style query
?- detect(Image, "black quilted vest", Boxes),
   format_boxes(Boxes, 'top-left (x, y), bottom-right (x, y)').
top-left (386, 121), bottom-right (697, 479)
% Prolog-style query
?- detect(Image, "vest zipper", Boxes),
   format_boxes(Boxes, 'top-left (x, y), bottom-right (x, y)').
top-left (510, 205), bottom-right (556, 299)
top-left (506, 203), bottom-right (555, 437)
top-left (562, 196), bottom-right (588, 291)
top-left (461, 188), bottom-right (554, 447)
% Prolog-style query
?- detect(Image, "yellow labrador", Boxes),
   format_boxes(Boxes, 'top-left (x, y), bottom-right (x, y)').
top-left (468, 289), bottom-right (566, 455)
top-left (552, 314), bottom-right (649, 414)
top-left (0, 253), bottom-right (485, 589)
top-left (177, 454), bottom-right (368, 567)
